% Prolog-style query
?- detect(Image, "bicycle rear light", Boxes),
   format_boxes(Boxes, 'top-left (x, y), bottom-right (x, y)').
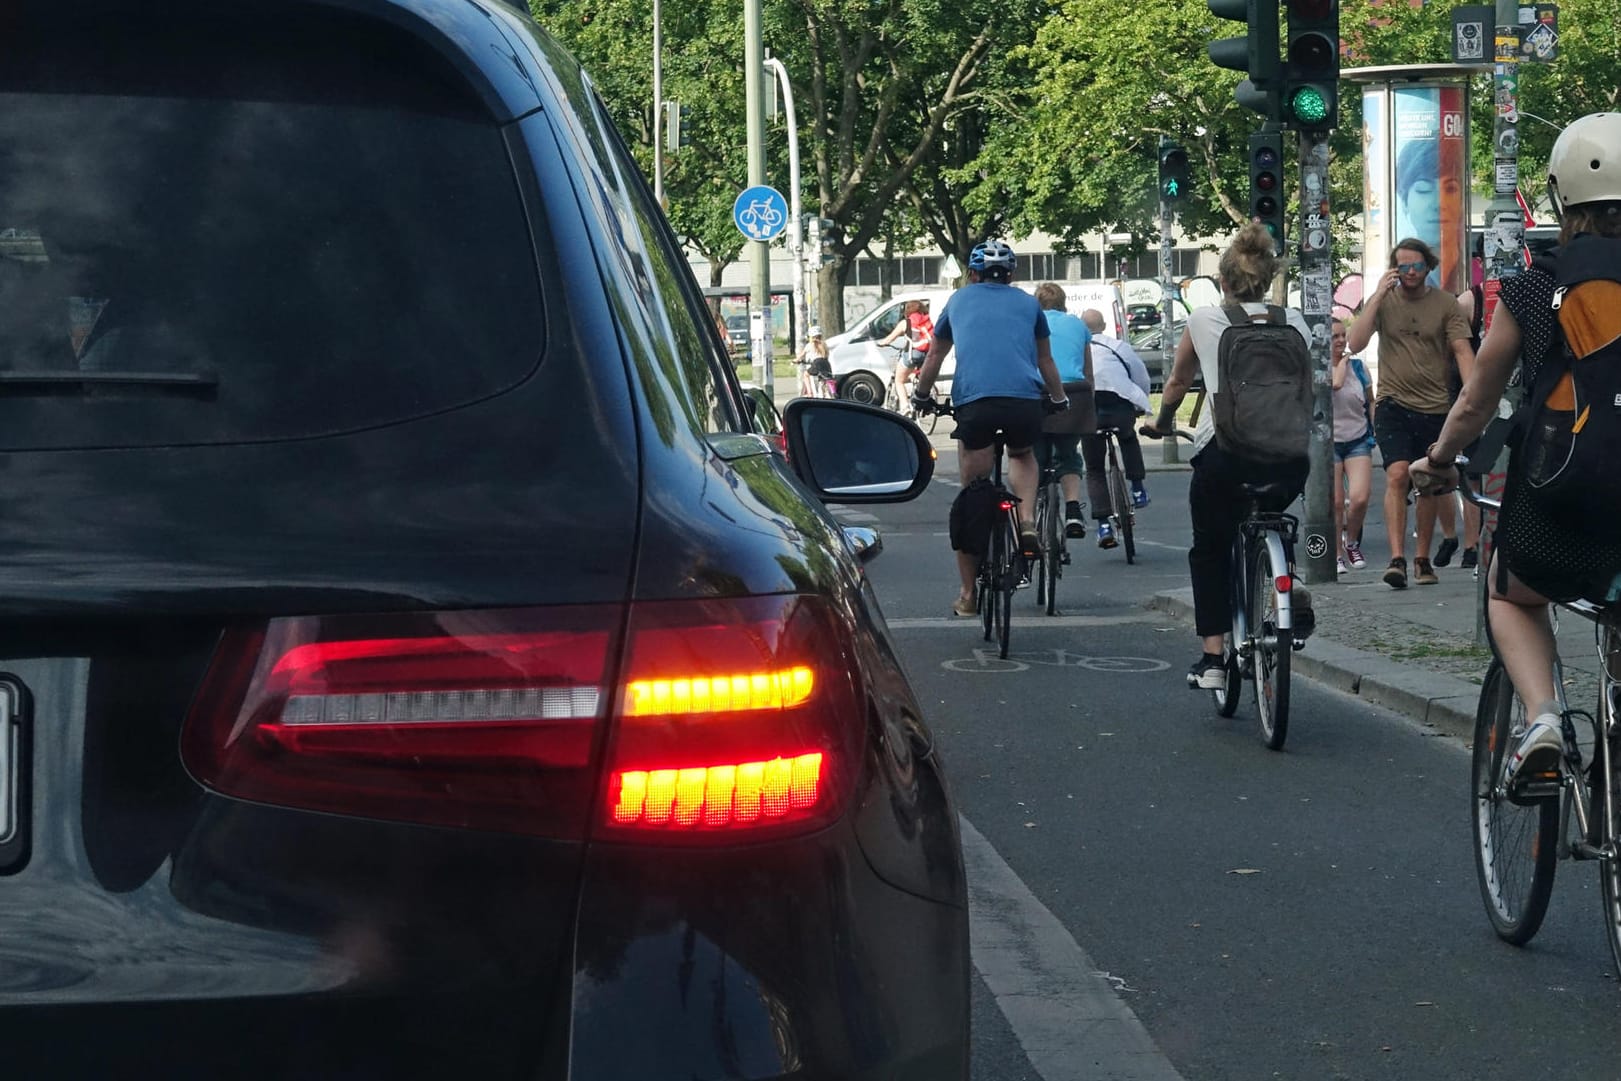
top-left (1275, 575), bottom-right (1293, 593)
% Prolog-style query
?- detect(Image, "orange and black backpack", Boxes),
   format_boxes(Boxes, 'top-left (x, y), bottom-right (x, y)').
top-left (1516, 233), bottom-right (1621, 537)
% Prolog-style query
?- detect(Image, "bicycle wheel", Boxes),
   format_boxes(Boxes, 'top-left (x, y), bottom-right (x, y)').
top-left (996, 517), bottom-right (1016, 659)
top-left (1034, 487), bottom-right (1050, 609)
top-left (1250, 541), bottom-right (1291, 750)
top-left (1041, 482), bottom-right (1062, 616)
top-left (1212, 631), bottom-right (1242, 717)
top-left (1106, 453), bottom-right (1135, 565)
top-left (1472, 659), bottom-right (1558, 945)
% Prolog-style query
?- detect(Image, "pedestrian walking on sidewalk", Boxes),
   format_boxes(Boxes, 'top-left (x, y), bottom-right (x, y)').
top-left (1347, 238), bottom-right (1474, 589)
top-left (1330, 318), bottom-right (1375, 573)
top-left (1413, 111), bottom-right (1621, 787)
top-left (1080, 307), bottom-right (1153, 548)
top-left (1141, 221), bottom-right (1314, 689)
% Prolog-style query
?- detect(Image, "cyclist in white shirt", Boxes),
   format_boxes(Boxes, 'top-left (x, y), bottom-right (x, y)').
top-left (1079, 308), bottom-right (1152, 547)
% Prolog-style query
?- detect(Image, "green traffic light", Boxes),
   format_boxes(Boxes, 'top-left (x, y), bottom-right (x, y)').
top-left (1164, 179), bottom-right (1180, 197)
top-left (1290, 85), bottom-right (1330, 124)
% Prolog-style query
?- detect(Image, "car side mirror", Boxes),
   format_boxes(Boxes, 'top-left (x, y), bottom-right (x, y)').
top-left (781, 399), bottom-right (934, 503)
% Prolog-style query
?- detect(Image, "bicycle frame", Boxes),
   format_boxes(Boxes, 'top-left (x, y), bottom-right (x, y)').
top-left (1229, 514), bottom-right (1296, 659)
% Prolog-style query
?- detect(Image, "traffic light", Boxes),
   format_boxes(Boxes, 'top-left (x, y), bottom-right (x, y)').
top-left (1158, 143), bottom-right (1191, 202)
top-left (1249, 130), bottom-right (1286, 255)
top-left (1207, 0), bottom-right (1280, 118)
top-left (663, 102), bottom-right (694, 151)
top-left (1282, 0), bottom-right (1339, 132)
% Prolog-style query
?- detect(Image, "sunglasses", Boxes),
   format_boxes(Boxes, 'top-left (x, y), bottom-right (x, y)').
top-left (1395, 260), bottom-right (1428, 274)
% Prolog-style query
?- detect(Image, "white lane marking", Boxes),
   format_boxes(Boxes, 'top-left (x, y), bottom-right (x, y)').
top-left (962, 815), bottom-right (1187, 1081)
top-left (887, 614), bottom-right (1162, 630)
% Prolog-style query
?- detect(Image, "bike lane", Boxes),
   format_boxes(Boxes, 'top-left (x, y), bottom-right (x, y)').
top-left (854, 462), bottom-right (1621, 1080)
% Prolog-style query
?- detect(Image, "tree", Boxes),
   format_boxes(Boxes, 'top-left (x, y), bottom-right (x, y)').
top-left (530, 0), bottom-right (762, 292)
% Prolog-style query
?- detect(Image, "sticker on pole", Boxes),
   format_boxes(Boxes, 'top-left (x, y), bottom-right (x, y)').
top-left (733, 186), bottom-right (789, 242)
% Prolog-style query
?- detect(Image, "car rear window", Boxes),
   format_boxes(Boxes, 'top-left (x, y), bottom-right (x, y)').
top-left (0, 6), bottom-right (544, 450)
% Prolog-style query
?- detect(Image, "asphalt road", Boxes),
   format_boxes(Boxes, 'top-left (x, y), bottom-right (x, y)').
top-left (838, 446), bottom-right (1621, 1081)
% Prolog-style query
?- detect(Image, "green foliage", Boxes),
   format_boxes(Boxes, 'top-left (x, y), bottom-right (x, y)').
top-left (532, 0), bottom-right (1617, 308)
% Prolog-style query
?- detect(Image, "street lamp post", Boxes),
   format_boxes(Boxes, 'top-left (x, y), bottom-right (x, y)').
top-left (763, 56), bottom-right (804, 358)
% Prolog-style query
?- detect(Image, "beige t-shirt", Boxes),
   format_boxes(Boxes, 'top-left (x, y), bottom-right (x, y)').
top-left (1358, 285), bottom-right (1469, 414)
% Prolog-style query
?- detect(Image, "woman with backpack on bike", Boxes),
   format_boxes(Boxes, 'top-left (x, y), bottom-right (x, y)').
top-left (1413, 111), bottom-right (1621, 785)
top-left (1140, 220), bottom-right (1315, 690)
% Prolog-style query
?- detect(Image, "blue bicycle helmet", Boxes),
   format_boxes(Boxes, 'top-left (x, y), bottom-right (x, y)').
top-left (968, 239), bottom-right (1016, 272)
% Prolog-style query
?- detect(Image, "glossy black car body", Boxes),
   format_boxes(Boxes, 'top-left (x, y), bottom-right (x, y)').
top-left (0, 2), bottom-right (968, 1077)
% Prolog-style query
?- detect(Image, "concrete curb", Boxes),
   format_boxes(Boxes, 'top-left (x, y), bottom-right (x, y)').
top-left (1147, 589), bottom-right (1480, 740)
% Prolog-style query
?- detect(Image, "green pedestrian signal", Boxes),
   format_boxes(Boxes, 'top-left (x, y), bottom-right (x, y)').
top-left (1158, 144), bottom-right (1191, 203)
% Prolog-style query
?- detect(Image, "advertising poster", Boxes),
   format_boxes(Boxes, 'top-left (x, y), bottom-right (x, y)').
top-left (1390, 85), bottom-right (1469, 294)
top-left (1361, 87), bottom-right (1389, 293)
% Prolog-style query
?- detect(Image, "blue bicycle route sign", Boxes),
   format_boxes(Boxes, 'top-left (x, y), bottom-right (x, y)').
top-left (732, 185), bottom-right (788, 242)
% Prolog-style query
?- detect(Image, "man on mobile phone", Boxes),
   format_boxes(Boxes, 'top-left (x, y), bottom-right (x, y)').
top-left (1346, 238), bottom-right (1474, 589)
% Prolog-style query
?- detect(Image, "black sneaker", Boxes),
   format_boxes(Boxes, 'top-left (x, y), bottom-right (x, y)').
top-left (1187, 653), bottom-right (1227, 690)
top-left (1434, 537), bottom-right (1459, 567)
top-left (1461, 546), bottom-right (1478, 569)
top-left (1064, 501), bottom-right (1086, 539)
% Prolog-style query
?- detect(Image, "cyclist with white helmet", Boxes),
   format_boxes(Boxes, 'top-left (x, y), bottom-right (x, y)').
top-left (911, 240), bottom-right (1070, 617)
top-left (1414, 111), bottom-right (1621, 786)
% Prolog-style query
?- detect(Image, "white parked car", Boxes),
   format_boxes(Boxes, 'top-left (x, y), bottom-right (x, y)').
top-left (825, 281), bottom-right (1128, 406)
top-left (824, 289), bottom-right (953, 405)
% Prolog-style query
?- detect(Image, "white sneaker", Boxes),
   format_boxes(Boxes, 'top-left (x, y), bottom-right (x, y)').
top-left (1505, 713), bottom-right (1565, 789)
top-left (1337, 557), bottom-right (1348, 575)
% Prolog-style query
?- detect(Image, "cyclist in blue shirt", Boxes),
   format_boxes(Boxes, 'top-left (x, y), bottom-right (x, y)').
top-left (1031, 283), bottom-right (1095, 541)
top-left (911, 241), bottom-right (1069, 617)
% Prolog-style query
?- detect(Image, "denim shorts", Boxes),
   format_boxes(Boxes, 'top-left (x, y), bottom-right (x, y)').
top-left (1333, 433), bottom-right (1375, 462)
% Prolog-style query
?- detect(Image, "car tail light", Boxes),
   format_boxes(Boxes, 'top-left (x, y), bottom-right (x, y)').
top-left (181, 596), bottom-right (865, 842)
top-left (182, 608), bottom-right (622, 838)
top-left (602, 594), bottom-right (863, 841)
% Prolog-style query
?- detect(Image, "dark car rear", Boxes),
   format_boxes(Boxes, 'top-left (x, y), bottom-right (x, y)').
top-left (0, 2), bottom-right (968, 1077)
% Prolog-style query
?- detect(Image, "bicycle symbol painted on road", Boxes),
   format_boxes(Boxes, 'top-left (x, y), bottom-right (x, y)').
top-left (942, 649), bottom-right (1170, 674)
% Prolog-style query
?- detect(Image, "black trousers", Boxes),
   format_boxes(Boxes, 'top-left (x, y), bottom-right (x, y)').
top-left (1079, 392), bottom-right (1147, 518)
top-left (1188, 442), bottom-right (1308, 638)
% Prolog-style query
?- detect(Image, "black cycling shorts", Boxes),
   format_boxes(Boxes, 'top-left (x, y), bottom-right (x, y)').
top-left (952, 397), bottom-right (1046, 453)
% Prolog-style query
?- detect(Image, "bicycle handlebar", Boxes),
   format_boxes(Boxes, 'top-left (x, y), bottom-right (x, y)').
top-left (1138, 424), bottom-right (1197, 443)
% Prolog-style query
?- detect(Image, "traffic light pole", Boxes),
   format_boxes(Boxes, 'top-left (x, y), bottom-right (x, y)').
top-left (1159, 189), bottom-right (1182, 465)
top-left (1297, 130), bottom-right (1335, 585)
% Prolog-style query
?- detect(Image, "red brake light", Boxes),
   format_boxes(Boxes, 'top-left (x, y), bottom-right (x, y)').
top-left (1275, 575), bottom-right (1293, 593)
top-left (181, 608), bottom-right (620, 838)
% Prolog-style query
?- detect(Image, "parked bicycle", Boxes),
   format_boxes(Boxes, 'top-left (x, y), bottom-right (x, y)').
top-left (1142, 426), bottom-right (1304, 749)
top-left (1459, 463), bottom-right (1621, 972)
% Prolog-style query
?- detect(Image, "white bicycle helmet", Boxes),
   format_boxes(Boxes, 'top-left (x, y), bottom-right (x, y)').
top-left (1547, 112), bottom-right (1621, 216)
top-left (968, 239), bottom-right (1017, 273)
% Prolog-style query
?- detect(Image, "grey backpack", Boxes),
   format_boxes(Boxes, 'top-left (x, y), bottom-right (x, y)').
top-left (1212, 304), bottom-right (1311, 462)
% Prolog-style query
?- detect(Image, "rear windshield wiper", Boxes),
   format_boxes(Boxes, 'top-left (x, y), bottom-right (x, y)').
top-left (0, 371), bottom-right (218, 397)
